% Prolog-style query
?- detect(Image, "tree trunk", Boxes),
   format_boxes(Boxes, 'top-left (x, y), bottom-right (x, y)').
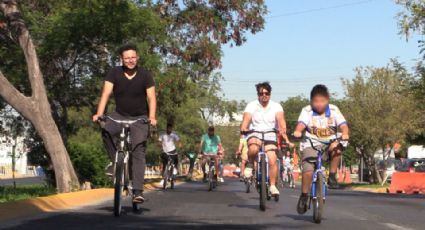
top-left (0, 1), bottom-right (79, 192)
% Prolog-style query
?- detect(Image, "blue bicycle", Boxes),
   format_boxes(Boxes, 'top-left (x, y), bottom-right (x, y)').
top-left (305, 137), bottom-right (345, 223)
top-left (242, 130), bottom-right (278, 211)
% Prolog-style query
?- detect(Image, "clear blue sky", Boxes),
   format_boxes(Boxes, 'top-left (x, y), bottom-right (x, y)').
top-left (220, 0), bottom-right (422, 101)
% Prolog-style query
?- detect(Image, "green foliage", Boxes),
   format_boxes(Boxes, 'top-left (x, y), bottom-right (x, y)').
top-left (281, 96), bottom-right (309, 134)
top-left (341, 61), bottom-right (423, 182)
top-left (0, 185), bottom-right (56, 203)
top-left (215, 126), bottom-right (240, 164)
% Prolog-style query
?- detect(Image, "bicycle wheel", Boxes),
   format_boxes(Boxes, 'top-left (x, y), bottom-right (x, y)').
top-left (259, 154), bottom-right (267, 211)
top-left (170, 165), bottom-right (175, 189)
top-left (245, 179), bottom-right (251, 193)
top-left (208, 164), bottom-right (213, 191)
top-left (114, 152), bottom-right (125, 217)
top-left (162, 163), bottom-right (169, 190)
top-left (313, 174), bottom-right (324, 224)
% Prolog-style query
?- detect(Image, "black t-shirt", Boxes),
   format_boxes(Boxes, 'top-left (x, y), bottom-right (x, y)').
top-left (105, 66), bottom-right (155, 117)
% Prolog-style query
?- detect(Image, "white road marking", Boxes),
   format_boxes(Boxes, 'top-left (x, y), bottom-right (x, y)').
top-left (381, 223), bottom-right (416, 230)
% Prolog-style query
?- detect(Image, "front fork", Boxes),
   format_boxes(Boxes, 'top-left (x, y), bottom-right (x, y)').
top-left (309, 170), bottom-right (327, 208)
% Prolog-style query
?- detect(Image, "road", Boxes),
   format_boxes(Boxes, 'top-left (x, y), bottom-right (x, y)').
top-left (2, 178), bottom-right (424, 230)
top-left (0, 176), bottom-right (45, 186)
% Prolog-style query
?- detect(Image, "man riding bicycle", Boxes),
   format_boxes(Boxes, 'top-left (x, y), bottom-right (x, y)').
top-left (199, 126), bottom-right (223, 182)
top-left (92, 43), bottom-right (157, 203)
top-left (240, 82), bottom-right (291, 197)
top-left (159, 123), bottom-right (180, 182)
top-left (293, 84), bottom-right (349, 214)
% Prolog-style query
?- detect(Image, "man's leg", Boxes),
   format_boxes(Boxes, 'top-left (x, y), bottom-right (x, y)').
top-left (265, 144), bottom-right (279, 195)
top-left (129, 121), bottom-right (149, 202)
top-left (101, 112), bottom-right (122, 175)
top-left (200, 156), bottom-right (207, 181)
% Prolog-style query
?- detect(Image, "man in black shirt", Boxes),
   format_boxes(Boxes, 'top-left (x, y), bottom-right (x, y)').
top-left (93, 43), bottom-right (157, 203)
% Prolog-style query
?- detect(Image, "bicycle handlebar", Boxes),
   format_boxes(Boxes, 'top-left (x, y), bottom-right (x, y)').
top-left (98, 115), bottom-right (150, 125)
top-left (240, 129), bottom-right (277, 135)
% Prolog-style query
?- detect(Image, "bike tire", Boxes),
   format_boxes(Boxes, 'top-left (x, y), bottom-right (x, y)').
top-left (208, 165), bottom-right (213, 191)
top-left (170, 165), bottom-right (175, 189)
top-left (245, 180), bottom-right (251, 193)
top-left (114, 152), bottom-right (125, 217)
top-left (313, 174), bottom-right (324, 224)
top-left (260, 154), bottom-right (267, 211)
top-left (162, 165), bottom-right (169, 190)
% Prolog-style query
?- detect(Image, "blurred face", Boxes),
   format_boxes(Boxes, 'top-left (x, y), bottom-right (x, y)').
top-left (167, 126), bottom-right (172, 134)
top-left (257, 87), bottom-right (271, 105)
top-left (208, 130), bottom-right (214, 136)
top-left (121, 50), bottom-right (138, 70)
top-left (311, 95), bottom-right (329, 114)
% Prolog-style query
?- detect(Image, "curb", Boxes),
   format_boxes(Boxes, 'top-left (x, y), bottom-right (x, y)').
top-left (0, 176), bottom-right (185, 224)
top-left (351, 187), bottom-right (389, 193)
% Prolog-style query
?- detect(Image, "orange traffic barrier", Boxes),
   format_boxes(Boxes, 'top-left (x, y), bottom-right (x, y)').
top-left (337, 170), bottom-right (352, 184)
top-left (223, 165), bottom-right (238, 177)
top-left (389, 172), bottom-right (425, 194)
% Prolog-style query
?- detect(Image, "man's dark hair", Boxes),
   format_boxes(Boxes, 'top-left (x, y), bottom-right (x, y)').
top-left (167, 123), bottom-right (173, 129)
top-left (310, 84), bottom-right (330, 99)
top-left (208, 126), bottom-right (215, 132)
top-left (256, 82), bottom-right (272, 93)
top-left (118, 43), bottom-right (138, 56)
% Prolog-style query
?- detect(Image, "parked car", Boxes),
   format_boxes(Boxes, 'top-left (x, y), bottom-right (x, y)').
top-left (396, 158), bottom-right (425, 173)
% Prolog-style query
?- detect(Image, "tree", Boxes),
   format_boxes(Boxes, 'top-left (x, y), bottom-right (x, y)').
top-left (0, 1), bottom-right (79, 192)
top-left (341, 61), bottom-right (422, 183)
top-left (281, 96), bottom-right (309, 133)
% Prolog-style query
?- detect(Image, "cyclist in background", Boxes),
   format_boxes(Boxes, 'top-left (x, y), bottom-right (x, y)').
top-left (236, 134), bottom-right (249, 180)
top-left (240, 82), bottom-right (291, 197)
top-left (199, 126), bottom-right (222, 182)
top-left (293, 84), bottom-right (349, 214)
top-left (159, 123), bottom-right (180, 184)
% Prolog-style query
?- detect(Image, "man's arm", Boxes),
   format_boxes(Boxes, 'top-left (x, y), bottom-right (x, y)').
top-left (240, 112), bottom-right (252, 131)
top-left (276, 111), bottom-right (290, 142)
top-left (147, 86), bottom-right (157, 126)
top-left (293, 123), bottom-right (306, 138)
top-left (92, 81), bottom-right (113, 122)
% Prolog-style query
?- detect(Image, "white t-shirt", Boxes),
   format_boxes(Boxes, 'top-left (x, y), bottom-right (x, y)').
top-left (158, 132), bottom-right (180, 153)
top-left (244, 100), bottom-right (284, 131)
top-left (298, 104), bottom-right (347, 150)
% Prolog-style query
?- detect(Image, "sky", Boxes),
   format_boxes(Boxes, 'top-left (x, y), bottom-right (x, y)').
top-left (219, 0), bottom-right (423, 102)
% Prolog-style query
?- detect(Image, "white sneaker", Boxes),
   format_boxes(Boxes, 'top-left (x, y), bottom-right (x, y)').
top-left (219, 177), bottom-right (224, 183)
top-left (244, 168), bottom-right (253, 178)
top-left (160, 179), bottom-right (164, 185)
top-left (173, 168), bottom-right (178, 175)
top-left (270, 185), bottom-right (280, 195)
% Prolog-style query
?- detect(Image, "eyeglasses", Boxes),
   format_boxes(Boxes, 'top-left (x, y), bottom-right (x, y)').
top-left (257, 92), bottom-right (270, 96)
top-left (123, 57), bottom-right (138, 62)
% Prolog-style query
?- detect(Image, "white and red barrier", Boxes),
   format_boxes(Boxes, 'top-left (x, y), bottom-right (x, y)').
top-left (389, 172), bottom-right (425, 194)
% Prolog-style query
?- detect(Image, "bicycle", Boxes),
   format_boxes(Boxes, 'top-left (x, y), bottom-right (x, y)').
top-left (305, 137), bottom-right (345, 223)
top-left (99, 115), bottom-right (150, 217)
top-left (162, 153), bottom-right (177, 190)
top-left (242, 130), bottom-right (279, 211)
top-left (204, 154), bottom-right (218, 191)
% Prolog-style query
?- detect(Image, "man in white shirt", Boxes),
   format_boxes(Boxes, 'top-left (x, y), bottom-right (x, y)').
top-left (159, 123), bottom-right (180, 176)
top-left (240, 82), bottom-right (291, 197)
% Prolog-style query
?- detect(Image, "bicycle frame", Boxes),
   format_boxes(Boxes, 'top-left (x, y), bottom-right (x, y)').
top-left (311, 149), bottom-right (327, 200)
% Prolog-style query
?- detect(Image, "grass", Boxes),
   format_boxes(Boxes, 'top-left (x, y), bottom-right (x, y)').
top-left (0, 184), bottom-right (56, 203)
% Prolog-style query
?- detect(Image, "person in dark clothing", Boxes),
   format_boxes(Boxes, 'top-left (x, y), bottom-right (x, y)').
top-left (93, 43), bottom-right (157, 203)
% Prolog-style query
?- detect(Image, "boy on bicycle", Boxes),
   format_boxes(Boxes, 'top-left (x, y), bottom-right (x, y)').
top-left (293, 84), bottom-right (349, 214)
top-left (199, 126), bottom-right (223, 182)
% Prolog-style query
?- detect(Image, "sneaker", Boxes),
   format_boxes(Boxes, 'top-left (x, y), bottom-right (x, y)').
top-left (297, 194), bottom-right (309, 214)
top-left (133, 191), bottom-right (145, 203)
top-left (270, 185), bottom-right (280, 196)
top-left (173, 168), bottom-right (178, 175)
top-left (218, 177), bottom-right (224, 183)
top-left (105, 162), bottom-right (113, 176)
top-left (160, 179), bottom-right (164, 185)
top-left (328, 173), bottom-right (340, 189)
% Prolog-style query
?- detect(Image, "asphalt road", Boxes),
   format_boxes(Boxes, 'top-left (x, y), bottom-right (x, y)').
top-left (0, 176), bottom-right (45, 186)
top-left (2, 178), bottom-right (424, 230)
